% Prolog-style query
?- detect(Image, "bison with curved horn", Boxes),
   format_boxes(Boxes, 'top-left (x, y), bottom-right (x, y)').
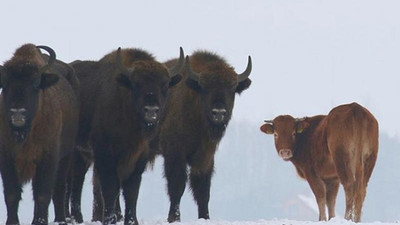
top-left (153, 50), bottom-right (252, 222)
top-left (69, 47), bottom-right (184, 225)
top-left (0, 44), bottom-right (79, 225)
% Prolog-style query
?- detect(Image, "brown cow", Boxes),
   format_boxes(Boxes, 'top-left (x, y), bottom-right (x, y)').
top-left (260, 102), bottom-right (378, 222)
top-left (155, 51), bottom-right (252, 222)
top-left (0, 44), bottom-right (79, 225)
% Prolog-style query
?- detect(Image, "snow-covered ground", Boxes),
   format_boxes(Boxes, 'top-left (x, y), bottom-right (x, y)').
top-left (1, 218), bottom-right (399, 225)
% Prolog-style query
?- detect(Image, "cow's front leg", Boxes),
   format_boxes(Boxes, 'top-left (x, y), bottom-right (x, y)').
top-left (306, 174), bottom-right (327, 221)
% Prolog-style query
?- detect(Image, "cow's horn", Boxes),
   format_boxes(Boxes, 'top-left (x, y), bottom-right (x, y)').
top-left (185, 55), bottom-right (201, 82)
top-left (116, 47), bottom-right (131, 74)
top-left (237, 56), bottom-right (252, 82)
top-left (168, 47), bottom-right (184, 78)
top-left (37, 45), bottom-right (56, 67)
top-left (264, 120), bottom-right (273, 124)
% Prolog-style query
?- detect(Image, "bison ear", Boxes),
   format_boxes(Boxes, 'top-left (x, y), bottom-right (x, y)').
top-left (0, 66), bottom-right (6, 89)
top-left (116, 73), bottom-right (132, 89)
top-left (186, 78), bottom-right (202, 93)
top-left (260, 123), bottom-right (274, 134)
top-left (296, 121), bottom-right (310, 134)
top-left (39, 72), bottom-right (59, 89)
top-left (169, 74), bottom-right (182, 87)
top-left (236, 78), bottom-right (251, 94)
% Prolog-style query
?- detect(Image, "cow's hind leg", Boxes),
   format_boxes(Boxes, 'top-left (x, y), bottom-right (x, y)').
top-left (333, 146), bottom-right (356, 221)
top-left (0, 160), bottom-right (22, 225)
top-left (324, 177), bottom-right (340, 220)
top-left (189, 167), bottom-right (213, 220)
top-left (164, 154), bottom-right (187, 223)
top-left (53, 155), bottom-right (72, 225)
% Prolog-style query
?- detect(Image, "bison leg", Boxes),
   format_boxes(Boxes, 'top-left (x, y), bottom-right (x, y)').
top-left (53, 155), bottom-right (72, 225)
top-left (70, 150), bottom-right (91, 223)
top-left (121, 157), bottom-right (147, 225)
top-left (189, 169), bottom-right (213, 220)
top-left (164, 154), bottom-right (187, 223)
top-left (0, 160), bottom-right (22, 225)
top-left (93, 142), bottom-right (120, 225)
top-left (32, 158), bottom-right (58, 225)
top-left (324, 177), bottom-right (340, 220)
top-left (306, 175), bottom-right (327, 221)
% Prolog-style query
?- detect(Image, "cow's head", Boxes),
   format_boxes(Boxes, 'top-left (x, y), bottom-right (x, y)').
top-left (260, 115), bottom-right (310, 161)
top-left (115, 47), bottom-right (183, 133)
top-left (185, 53), bottom-right (252, 140)
top-left (0, 44), bottom-right (59, 143)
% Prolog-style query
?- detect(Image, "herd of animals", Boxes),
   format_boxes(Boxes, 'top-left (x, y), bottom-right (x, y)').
top-left (0, 44), bottom-right (378, 225)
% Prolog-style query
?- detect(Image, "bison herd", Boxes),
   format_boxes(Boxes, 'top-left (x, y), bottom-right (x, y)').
top-left (0, 43), bottom-right (378, 225)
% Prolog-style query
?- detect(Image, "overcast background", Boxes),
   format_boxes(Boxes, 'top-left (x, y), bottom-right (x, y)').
top-left (1, 0), bottom-right (400, 223)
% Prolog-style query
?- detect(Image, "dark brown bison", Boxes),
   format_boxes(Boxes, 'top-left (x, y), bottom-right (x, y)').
top-left (69, 47), bottom-right (184, 225)
top-left (154, 51), bottom-right (252, 222)
top-left (0, 44), bottom-right (79, 225)
top-left (260, 102), bottom-right (378, 222)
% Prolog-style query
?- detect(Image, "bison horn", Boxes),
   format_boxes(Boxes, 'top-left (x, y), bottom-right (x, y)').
top-left (116, 47), bottom-right (131, 75)
top-left (36, 45), bottom-right (56, 67)
top-left (185, 55), bottom-right (201, 82)
top-left (237, 56), bottom-right (252, 82)
top-left (168, 47), bottom-right (184, 78)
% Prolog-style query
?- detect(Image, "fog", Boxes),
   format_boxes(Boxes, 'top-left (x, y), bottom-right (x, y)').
top-left (0, 0), bottom-right (399, 223)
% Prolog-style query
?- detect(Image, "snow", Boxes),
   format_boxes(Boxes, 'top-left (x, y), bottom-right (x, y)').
top-left (1, 218), bottom-right (399, 225)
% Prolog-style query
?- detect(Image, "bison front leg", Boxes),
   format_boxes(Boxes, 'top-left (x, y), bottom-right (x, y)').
top-left (164, 154), bottom-right (187, 223)
top-left (32, 157), bottom-right (58, 225)
top-left (0, 159), bottom-right (22, 225)
top-left (122, 157), bottom-right (147, 225)
top-left (70, 149), bottom-right (91, 223)
top-left (53, 155), bottom-right (72, 225)
top-left (93, 140), bottom-right (120, 225)
top-left (306, 174), bottom-right (327, 221)
top-left (189, 168), bottom-right (213, 220)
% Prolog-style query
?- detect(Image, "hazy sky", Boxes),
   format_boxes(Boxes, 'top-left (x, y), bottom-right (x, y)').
top-left (1, 0), bottom-right (400, 137)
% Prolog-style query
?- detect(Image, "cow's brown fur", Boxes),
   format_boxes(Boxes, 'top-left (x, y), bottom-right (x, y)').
top-left (260, 102), bottom-right (378, 222)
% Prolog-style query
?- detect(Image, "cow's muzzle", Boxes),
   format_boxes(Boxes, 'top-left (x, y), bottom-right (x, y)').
top-left (279, 149), bottom-right (293, 161)
top-left (10, 108), bottom-right (27, 127)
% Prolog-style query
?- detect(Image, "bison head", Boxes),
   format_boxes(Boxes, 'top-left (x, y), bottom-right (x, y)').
top-left (115, 47), bottom-right (183, 134)
top-left (185, 53), bottom-right (251, 140)
top-left (260, 116), bottom-right (310, 161)
top-left (0, 45), bottom-right (59, 143)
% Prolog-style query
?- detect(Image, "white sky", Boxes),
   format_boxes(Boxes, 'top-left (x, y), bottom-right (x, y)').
top-left (1, 0), bottom-right (400, 137)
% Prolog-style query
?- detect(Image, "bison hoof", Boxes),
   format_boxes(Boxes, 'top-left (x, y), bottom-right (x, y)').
top-left (32, 217), bottom-right (47, 225)
top-left (117, 211), bottom-right (124, 222)
top-left (71, 213), bottom-right (84, 224)
top-left (167, 214), bottom-right (180, 223)
top-left (103, 214), bottom-right (117, 225)
top-left (124, 217), bottom-right (138, 225)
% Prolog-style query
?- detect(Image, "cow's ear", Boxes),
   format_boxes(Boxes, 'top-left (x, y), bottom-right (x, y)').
top-left (116, 73), bottom-right (132, 89)
top-left (296, 121), bottom-right (310, 133)
top-left (260, 123), bottom-right (274, 134)
top-left (169, 74), bottom-right (182, 87)
top-left (186, 78), bottom-right (202, 93)
top-left (236, 78), bottom-right (251, 94)
top-left (39, 72), bottom-right (59, 89)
